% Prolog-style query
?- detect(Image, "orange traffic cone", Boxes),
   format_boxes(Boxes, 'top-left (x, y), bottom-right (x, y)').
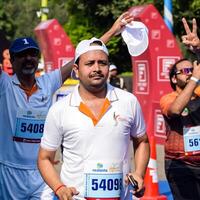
top-left (140, 136), bottom-right (167, 200)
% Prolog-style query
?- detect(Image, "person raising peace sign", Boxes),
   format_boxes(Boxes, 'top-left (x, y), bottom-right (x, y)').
top-left (181, 17), bottom-right (200, 53)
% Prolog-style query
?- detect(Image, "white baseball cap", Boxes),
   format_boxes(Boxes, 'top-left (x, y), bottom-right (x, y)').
top-left (121, 21), bottom-right (149, 56)
top-left (74, 37), bottom-right (108, 62)
top-left (71, 37), bottom-right (109, 79)
top-left (109, 64), bottom-right (117, 71)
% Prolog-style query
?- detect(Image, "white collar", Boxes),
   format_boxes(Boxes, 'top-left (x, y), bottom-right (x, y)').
top-left (69, 83), bottom-right (119, 107)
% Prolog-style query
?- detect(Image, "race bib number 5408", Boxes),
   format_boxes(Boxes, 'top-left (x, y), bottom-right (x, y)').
top-left (14, 108), bottom-right (47, 143)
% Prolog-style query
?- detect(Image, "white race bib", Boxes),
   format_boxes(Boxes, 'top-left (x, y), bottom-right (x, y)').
top-left (183, 125), bottom-right (200, 153)
top-left (84, 161), bottom-right (123, 198)
top-left (14, 108), bottom-right (47, 143)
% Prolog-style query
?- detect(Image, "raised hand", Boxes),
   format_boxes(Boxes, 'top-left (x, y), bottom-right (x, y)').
top-left (109, 12), bottom-right (134, 36)
top-left (100, 12), bottom-right (134, 44)
top-left (181, 18), bottom-right (200, 52)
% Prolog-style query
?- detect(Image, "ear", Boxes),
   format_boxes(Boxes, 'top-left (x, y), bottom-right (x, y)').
top-left (73, 64), bottom-right (79, 79)
top-left (171, 75), bottom-right (177, 84)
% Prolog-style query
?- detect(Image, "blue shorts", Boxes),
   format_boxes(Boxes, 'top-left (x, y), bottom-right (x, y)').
top-left (0, 163), bottom-right (54, 200)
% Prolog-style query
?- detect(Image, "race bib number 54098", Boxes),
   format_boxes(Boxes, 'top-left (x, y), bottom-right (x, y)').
top-left (85, 173), bottom-right (122, 198)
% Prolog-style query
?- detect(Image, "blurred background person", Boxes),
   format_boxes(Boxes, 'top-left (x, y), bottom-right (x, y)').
top-left (108, 64), bottom-right (127, 90)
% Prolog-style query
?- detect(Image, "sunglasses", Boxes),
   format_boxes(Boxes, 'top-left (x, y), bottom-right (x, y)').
top-left (175, 67), bottom-right (193, 75)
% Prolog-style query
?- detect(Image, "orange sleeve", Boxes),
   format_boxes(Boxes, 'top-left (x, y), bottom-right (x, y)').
top-left (194, 85), bottom-right (200, 96)
top-left (160, 92), bottom-right (177, 116)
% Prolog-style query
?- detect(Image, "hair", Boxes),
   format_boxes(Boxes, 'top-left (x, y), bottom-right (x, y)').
top-left (9, 52), bottom-right (15, 63)
top-left (169, 58), bottom-right (189, 90)
top-left (75, 57), bottom-right (79, 65)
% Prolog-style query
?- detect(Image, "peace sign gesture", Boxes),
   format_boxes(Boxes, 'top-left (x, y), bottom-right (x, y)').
top-left (181, 17), bottom-right (200, 52)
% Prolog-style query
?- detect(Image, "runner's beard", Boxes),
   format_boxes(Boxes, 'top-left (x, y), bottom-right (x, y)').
top-left (22, 68), bottom-right (36, 75)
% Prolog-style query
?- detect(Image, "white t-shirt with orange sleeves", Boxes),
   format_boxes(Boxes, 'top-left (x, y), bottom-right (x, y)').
top-left (41, 84), bottom-right (146, 198)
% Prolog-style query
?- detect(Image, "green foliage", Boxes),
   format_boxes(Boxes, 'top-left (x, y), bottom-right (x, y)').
top-left (1, 0), bottom-right (200, 72)
top-left (0, 0), bottom-right (41, 40)
top-left (120, 71), bottom-right (133, 77)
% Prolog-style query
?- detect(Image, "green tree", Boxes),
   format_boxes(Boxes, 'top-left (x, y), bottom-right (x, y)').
top-left (0, 0), bottom-right (41, 40)
top-left (1, 0), bottom-right (199, 72)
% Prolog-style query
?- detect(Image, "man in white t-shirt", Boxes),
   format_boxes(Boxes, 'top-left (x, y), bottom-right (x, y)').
top-left (38, 35), bottom-right (150, 200)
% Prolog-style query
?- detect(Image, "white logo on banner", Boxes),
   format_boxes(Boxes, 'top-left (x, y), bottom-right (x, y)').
top-left (157, 56), bottom-right (180, 81)
top-left (135, 60), bottom-right (149, 94)
top-left (154, 109), bottom-right (166, 139)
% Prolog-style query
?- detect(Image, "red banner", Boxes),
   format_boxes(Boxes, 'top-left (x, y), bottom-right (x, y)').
top-left (34, 19), bottom-right (75, 72)
top-left (129, 4), bottom-right (183, 144)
